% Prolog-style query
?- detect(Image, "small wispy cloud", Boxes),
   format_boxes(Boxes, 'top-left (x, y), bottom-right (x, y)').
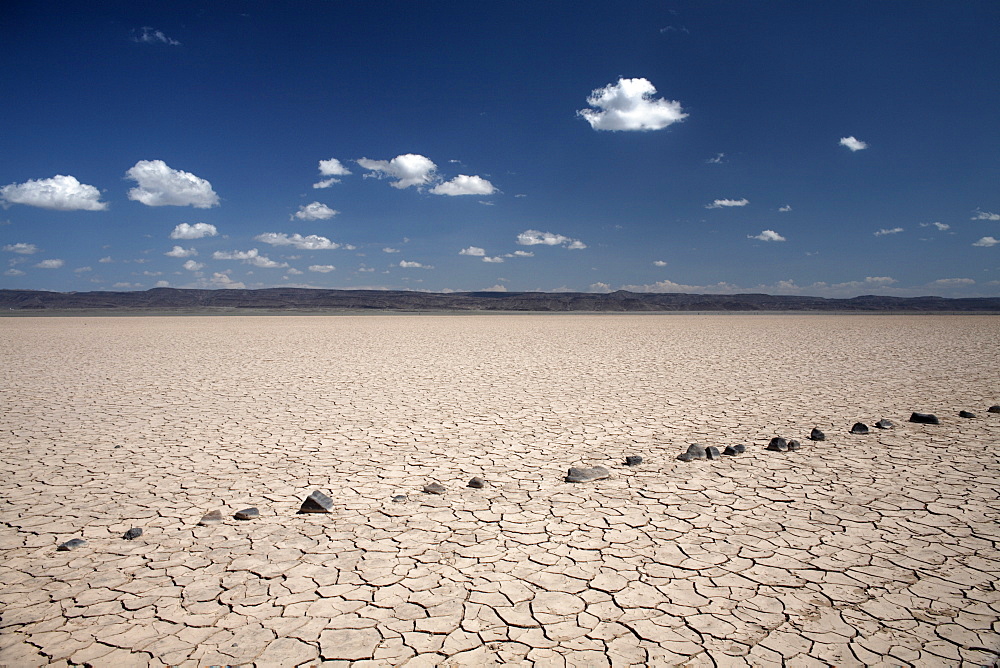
top-left (919, 222), bottom-right (950, 231)
top-left (874, 227), bottom-right (904, 237)
top-left (133, 27), bottom-right (180, 46)
top-left (972, 236), bottom-right (999, 247)
top-left (516, 230), bottom-right (586, 249)
top-left (705, 153), bottom-right (725, 164)
top-left (839, 136), bottom-right (868, 152)
top-left (706, 198), bottom-right (748, 209)
top-left (972, 209), bottom-right (1000, 221)
top-left (778, 205), bottom-right (792, 212)
top-left (459, 246), bottom-right (486, 256)
top-left (749, 230), bottom-right (786, 242)
top-left (653, 260), bottom-right (668, 267)
top-left (3, 243), bottom-right (39, 254)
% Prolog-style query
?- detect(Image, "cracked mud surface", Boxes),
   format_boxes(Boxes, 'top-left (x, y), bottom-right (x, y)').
top-left (1, 314), bottom-right (998, 666)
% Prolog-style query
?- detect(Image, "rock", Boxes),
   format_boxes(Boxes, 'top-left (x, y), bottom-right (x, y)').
top-left (57, 538), bottom-right (87, 551)
top-left (234, 507), bottom-right (259, 520)
top-left (959, 410), bottom-right (976, 418)
top-left (391, 495), bottom-right (408, 503)
top-left (909, 412), bottom-right (940, 425)
top-left (423, 482), bottom-right (447, 494)
top-left (198, 509), bottom-right (223, 525)
top-left (766, 437), bottom-right (788, 452)
top-left (989, 405), bottom-right (1000, 413)
top-left (624, 455), bottom-right (643, 466)
top-left (722, 445), bottom-right (739, 456)
top-left (787, 439), bottom-right (801, 451)
top-left (705, 446), bottom-right (722, 460)
top-left (683, 444), bottom-right (707, 460)
top-left (565, 466), bottom-right (610, 483)
top-left (874, 419), bottom-right (894, 429)
top-left (733, 443), bottom-right (747, 454)
top-left (114, 445), bottom-right (122, 449)
top-left (850, 422), bottom-right (870, 435)
top-left (467, 477), bottom-right (486, 489)
top-left (298, 490), bottom-right (335, 514)
top-left (122, 528), bottom-right (143, 540)
top-left (809, 428), bottom-right (826, 441)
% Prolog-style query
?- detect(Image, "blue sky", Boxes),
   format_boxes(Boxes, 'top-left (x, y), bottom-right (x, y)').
top-left (2, 1), bottom-right (998, 297)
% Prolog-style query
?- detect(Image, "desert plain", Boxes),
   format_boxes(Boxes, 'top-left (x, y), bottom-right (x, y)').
top-left (1, 313), bottom-right (998, 667)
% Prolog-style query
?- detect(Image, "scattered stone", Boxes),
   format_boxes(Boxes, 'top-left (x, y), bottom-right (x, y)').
top-left (787, 439), bottom-right (801, 451)
top-left (850, 422), bottom-right (870, 435)
top-left (705, 446), bottom-right (722, 460)
top-left (959, 410), bottom-right (976, 418)
top-left (624, 455), bottom-right (643, 466)
top-left (391, 495), bottom-right (408, 503)
top-left (122, 528), bottom-right (143, 540)
top-left (722, 445), bottom-right (739, 456)
top-left (733, 443), bottom-right (747, 454)
top-left (679, 444), bottom-right (707, 461)
top-left (57, 538), bottom-right (87, 551)
top-left (198, 509), bottom-right (223, 525)
top-left (423, 482), bottom-right (447, 494)
top-left (874, 419), bottom-right (895, 429)
top-left (565, 466), bottom-right (610, 483)
top-left (234, 507), bottom-right (259, 520)
top-left (298, 490), bottom-right (335, 514)
top-left (809, 428), bottom-right (826, 441)
top-left (989, 405), bottom-right (1000, 413)
top-left (766, 437), bottom-right (788, 452)
top-left (467, 477), bottom-right (486, 488)
top-left (114, 445), bottom-right (122, 449)
top-left (909, 412), bottom-right (940, 425)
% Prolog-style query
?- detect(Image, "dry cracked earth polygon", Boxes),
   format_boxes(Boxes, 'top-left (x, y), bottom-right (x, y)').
top-left (1, 314), bottom-right (998, 667)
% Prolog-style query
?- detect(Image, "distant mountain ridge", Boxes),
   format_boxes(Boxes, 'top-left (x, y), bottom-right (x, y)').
top-left (2, 287), bottom-right (999, 312)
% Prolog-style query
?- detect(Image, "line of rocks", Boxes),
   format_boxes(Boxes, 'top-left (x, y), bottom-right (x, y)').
top-left (53, 403), bottom-right (1000, 551)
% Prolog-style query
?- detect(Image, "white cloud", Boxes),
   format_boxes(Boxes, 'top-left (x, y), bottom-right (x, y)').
top-left (35, 258), bottom-right (64, 269)
top-left (4, 268), bottom-right (25, 276)
top-left (170, 222), bottom-right (218, 239)
top-left (920, 222), bottom-right (950, 231)
top-left (312, 179), bottom-right (340, 189)
top-left (482, 284), bottom-right (507, 292)
top-left (578, 77), bottom-right (687, 131)
top-left (357, 154), bottom-right (437, 189)
top-left (706, 153), bottom-right (725, 164)
top-left (155, 280), bottom-right (170, 287)
top-left (134, 27), bottom-right (180, 46)
top-left (74, 266), bottom-right (92, 273)
top-left (399, 260), bottom-right (432, 268)
top-left (430, 175), bottom-right (496, 196)
top-left (319, 158), bottom-right (351, 176)
top-left (653, 260), bottom-right (668, 267)
top-left (874, 227), bottom-right (904, 237)
top-left (0, 175), bottom-right (108, 211)
top-left (99, 256), bottom-right (113, 263)
top-left (972, 209), bottom-right (1000, 221)
top-left (839, 136), bottom-right (868, 152)
top-left (932, 278), bottom-right (975, 286)
top-left (182, 259), bottom-right (204, 271)
top-left (3, 243), bottom-right (39, 254)
top-left (382, 247), bottom-right (400, 253)
top-left (508, 250), bottom-right (534, 257)
top-left (749, 230), bottom-right (786, 242)
top-left (706, 198), bottom-right (749, 209)
top-left (255, 232), bottom-right (342, 250)
top-left (483, 256), bottom-right (504, 263)
top-left (200, 272), bottom-right (245, 289)
top-left (165, 245), bottom-right (197, 258)
top-left (308, 264), bottom-right (336, 273)
top-left (972, 236), bottom-right (999, 247)
top-left (459, 246), bottom-right (486, 256)
top-left (293, 202), bottom-right (338, 220)
top-left (516, 229), bottom-right (587, 249)
top-left (621, 279), bottom-right (741, 294)
top-left (589, 282), bottom-right (613, 293)
top-left (126, 160), bottom-right (219, 208)
top-left (213, 248), bottom-right (287, 268)
top-left (286, 268), bottom-right (303, 275)
top-left (779, 205), bottom-right (792, 212)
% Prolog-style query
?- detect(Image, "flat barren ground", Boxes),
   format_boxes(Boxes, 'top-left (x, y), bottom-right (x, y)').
top-left (1, 314), bottom-right (998, 667)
